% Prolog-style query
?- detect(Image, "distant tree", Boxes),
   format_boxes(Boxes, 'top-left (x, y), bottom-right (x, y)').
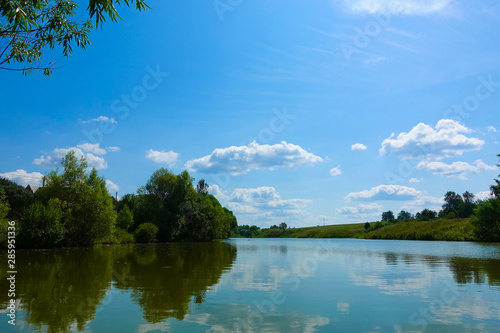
top-left (134, 223), bottom-right (158, 243)
top-left (381, 211), bottom-right (395, 222)
top-left (397, 210), bottom-right (412, 221)
top-left (419, 209), bottom-right (437, 221)
top-left (117, 205), bottom-right (134, 231)
top-left (442, 191), bottom-right (463, 216)
top-left (415, 212), bottom-right (421, 220)
top-left (279, 222), bottom-right (287, 233)
top-left (459, 191), bottom-right (476, 218)
top-left (364, 222), bottom-right (371, 230)
top-left (0, 177), bottom-right (34, 220)
top-left (490, 154), bottom-right (500, 198)
top-left (0, 0), bottom-right (149, 75)
top-left (196, 179), bottom-right (209, 194)
top-left (270, 225), bottom-right (279, 229)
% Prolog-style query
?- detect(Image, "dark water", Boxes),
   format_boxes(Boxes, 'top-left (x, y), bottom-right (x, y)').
top-left (1, 238), bottom-right (500, 332)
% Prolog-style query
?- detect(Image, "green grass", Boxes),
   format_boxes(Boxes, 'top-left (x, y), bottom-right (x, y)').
top-left (363, 218), bottom-right (475, 241)
top-left (259, 223), bottom-right (366, 239)
top-left (259, 218), bottom-right (477, 242)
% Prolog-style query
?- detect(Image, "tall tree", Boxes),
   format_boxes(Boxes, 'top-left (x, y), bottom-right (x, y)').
top-left (0, 0), bottom-right (149, 75)
top-left (34, 151), bottom-right (117, 247)
top-left (442, 191), bottom-right (463, 216)
top-left (381, 211), bottom-right (394, 222)
top-left (459, 191), bottom-right (476, 218)
top-left (397, 210), bottom-right (412, 220)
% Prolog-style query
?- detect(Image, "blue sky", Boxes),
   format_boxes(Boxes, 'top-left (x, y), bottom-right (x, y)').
top-left (1, 0), bottom-right (499, 227)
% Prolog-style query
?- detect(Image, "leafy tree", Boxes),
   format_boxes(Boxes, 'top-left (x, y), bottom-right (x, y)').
top-left (18, 199), bottom-right (66, 248)
top-left (0, 177), bottom-right (34, 220)
top-left (117, 204), bottom-right (134, 230)
top-left (279, 222), bottom-right (287, 233)
top-left (364, 222), bottom-right (370, 230)
top-left (134, 223), bottom-right (158, 243)
top-left (490, 154), bottom-right (500, 198)
top-left (36, 151), bottom-right (117, 247)
top-left (397, 210), bottom-right (412, 221)
top-left (459, 191), bottom-right (476, 218)
top-left (471, 199), bottom-right (500, 241)
top-left (0, 0), bottom-right (149, 75)
top-left (442, 191), bottom-right (463, 216)
top-left (419, 209), bottom-right (437, 221)
top-left (381, 211), bottom-right (394, 222)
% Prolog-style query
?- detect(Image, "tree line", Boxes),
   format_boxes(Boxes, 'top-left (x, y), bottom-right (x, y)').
top-left (371, 154), bottom-right (500, 241)
top-left (0, 152), bottom-right (238, 249)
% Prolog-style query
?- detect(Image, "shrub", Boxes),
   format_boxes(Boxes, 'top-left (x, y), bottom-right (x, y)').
top-left (134, 223), bottom-right (158, 243)
top-left (471, 199), bottom-right (500, 242)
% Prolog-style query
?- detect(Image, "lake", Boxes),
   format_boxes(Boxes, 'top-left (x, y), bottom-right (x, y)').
top-left (1, 238), bottom-right (500, 332)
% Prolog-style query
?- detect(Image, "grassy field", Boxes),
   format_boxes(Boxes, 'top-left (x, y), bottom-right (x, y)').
top-left (259, 218), bottom-right (477, 241)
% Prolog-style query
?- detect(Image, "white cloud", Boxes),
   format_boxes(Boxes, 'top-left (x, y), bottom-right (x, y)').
top-left (105, 180), bottom-right (119, 193)
top-left (217, 186), bottom-right (313, 226)
top-left (145, 149), bottom-right (179, 166)
top-left (185, 141), bottom-right (323, 175)
top-left (416, 159), bottom-right (496, 180)
top-left (330, 165), bottom-right (342, 176)
top-left (339, 0), bottom-right (452, 15)
top-left (337, 203), bottom-right (383, 215)
top-left (345, 185), bottom-right (421, 201)
top-left (0, 169), bottom-right (44, 186)
top-left (409, 178), bottom-right (423, 183)
top-left (476, 191), bottom-right (493, 201)
top-left (400, 195), bottom-right (444, 213)
top-left (106, 146), bottom-right (121, 152)
top-left (487, 126), bottom-right (497, 133)
top-left (33, 147), bottom-right (108, 170)
top-left (82, 116), bottom-right (117, 124)
top-left (351, 143), bottom-right (367, 151)
top-left (380, 119), bottom-right (485, 160)
top-left (77, 143), bottom-right (107, 155)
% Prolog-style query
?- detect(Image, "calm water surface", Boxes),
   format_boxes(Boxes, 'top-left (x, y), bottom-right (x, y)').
top-left (1, 238), bottom-right (500, 332)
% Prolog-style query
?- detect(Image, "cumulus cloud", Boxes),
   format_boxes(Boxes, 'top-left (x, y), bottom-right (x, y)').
top-left (330, 165), bottom-right (342, 177)
top-left (476, 191), bottom-right (494, 201)
top-left (214, 186), bottom-right (313, 226)
top-left (416, 159), bottom-right (496, 180)
top-left (337, 203), bottom-right (383, 215)
top-left (400, 195), bottom-right (444, 213)
top-left (345, 185), bottom-right (421, 201)
top-left (351, 143), bottom-right (367, 151)
top-left (33, 147), bottom-right (108, 170)
top-left (0, 169), bottom-right (44, 186)
top-left (145, 149), bottom-right (179, 166)
top-left (77, 143), bottom-right (107, 155)
top-left (380, 119), bottom-right (485, 160)
top-left (185, 141), bottom-right (323, 175)
top-left (82, 116), bottom-right (117, 124)
top-left (105, 180), bottom-right (119, 193)
top-left (339, 0), bottom-right (452, 15)
top-left (487, 126), bottom-right (497, 133)
top-left (107, 146), bottom-right (121, 152)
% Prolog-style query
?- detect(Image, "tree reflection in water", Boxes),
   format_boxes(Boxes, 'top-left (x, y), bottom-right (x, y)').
top-left (0, 241), bottom-right (237, 332)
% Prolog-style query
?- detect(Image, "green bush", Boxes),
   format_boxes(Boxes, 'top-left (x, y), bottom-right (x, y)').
top-left (134, 223), bottom-right (158, 243)
top-left (471, 199), bottom-right (500, 242)
top-left (19, 199), bottom-right (66, 248)
top-left (114, 228), bottom-right (135, 244)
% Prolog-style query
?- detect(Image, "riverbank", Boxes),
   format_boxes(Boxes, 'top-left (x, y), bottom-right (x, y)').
top-left (259, 218), bottom-right (477, 242)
